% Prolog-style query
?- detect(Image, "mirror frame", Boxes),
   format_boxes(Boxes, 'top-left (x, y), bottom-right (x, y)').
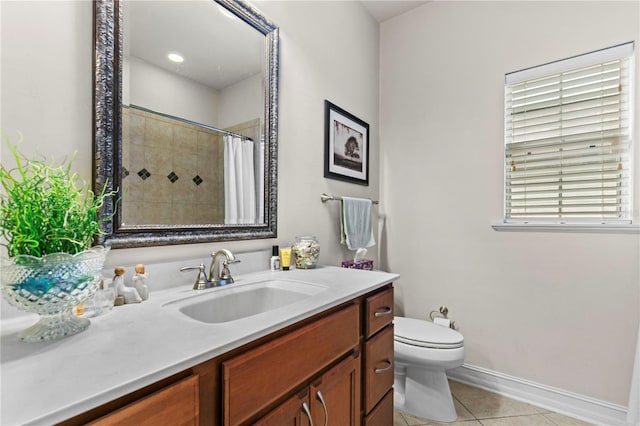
top-left (93, 0), bottom-right (279, 248)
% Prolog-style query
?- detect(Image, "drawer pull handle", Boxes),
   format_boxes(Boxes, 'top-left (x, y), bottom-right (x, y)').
top-left (316, 390), bottom-right (328, 426)
top-left (375, 359), bottom-right (393, 373)
top-left (302, 401), bottom-right (314, 426)
top-left (374, 306), bottom-right (392, 317)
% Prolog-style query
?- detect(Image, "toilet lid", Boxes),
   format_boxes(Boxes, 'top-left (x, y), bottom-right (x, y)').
top-left (394, 316), bottom-right (464, 349)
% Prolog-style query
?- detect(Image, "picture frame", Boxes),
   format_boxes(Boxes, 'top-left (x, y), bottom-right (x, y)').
top-left (324, 100), bottom-right (369, 186)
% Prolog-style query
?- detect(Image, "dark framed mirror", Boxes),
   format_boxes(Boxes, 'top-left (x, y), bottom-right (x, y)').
top-left (93, 0), bottom-right (278, 248)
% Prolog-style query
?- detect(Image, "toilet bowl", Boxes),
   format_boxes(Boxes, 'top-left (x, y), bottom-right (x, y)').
top-left (394, 316), bottom-right (465, 423)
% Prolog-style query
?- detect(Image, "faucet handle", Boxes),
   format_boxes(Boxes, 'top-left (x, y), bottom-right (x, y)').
top-left (220, 258), bottom-right (241, 282)
top-left (180, 264), bottom-right (209, 290)
top-left (209, 249), bottom-right (241, 286)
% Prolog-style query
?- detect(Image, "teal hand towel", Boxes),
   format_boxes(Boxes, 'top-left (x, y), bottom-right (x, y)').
top-left (340, 196), bottom-right (376, 250)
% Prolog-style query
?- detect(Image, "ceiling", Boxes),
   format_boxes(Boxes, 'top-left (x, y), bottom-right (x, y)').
top-left (361, 1), bottom-right (430, 22)
top-left (125, 1), bottom-right (263, 90)
top-left (124, 1), bottom-right (431, 91)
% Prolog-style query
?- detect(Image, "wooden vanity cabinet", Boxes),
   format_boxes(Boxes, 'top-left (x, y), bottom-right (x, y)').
top-left (362, 287), bottom-right (395, 424)
top-left (363, 390), bottom-right (394, 426)
top-left (365, 287), bottom-right (394, 338)
top-left (58, 371), bottom-right (199, 426)
top-left (87, 374), bottom-right (200, 426)
top-left (222, 304), bottom-right (360, 425)
top-left (58, 285), bottom-right (395, 426)
top-left (309, 352), bottom-right (361, 425)
top-left (253, 389), bottom-right (311, 426)
top-left (256, 352), bottom-right (361, 426)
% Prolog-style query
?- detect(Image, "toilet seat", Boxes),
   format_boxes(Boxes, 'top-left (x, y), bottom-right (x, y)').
top-left (394, 316), bottom-right (464, 349)
top-left (393, 316), bottom-right (465, 422)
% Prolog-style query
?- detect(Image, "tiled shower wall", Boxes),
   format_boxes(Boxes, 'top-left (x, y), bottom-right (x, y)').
top-left (121, 106), bottom-right (226, 225)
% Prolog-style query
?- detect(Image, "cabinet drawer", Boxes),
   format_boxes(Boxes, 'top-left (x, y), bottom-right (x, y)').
top-left (364, 389), bottom-right (393, 426)
top-left (223, 304), bottom-right (360, 426)
top-left (364, 324), bottom-right (394, 413)
top-left (365, 287), bottom-right (393, 338)
top-left (89, 375), bottom-right (199, 426)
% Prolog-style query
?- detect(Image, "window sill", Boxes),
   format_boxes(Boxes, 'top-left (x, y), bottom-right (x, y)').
top-left (492, 223), bottom-right (640, 234)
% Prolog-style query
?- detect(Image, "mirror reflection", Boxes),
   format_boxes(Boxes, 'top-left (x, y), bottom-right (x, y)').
top-left (122, 0), bottom-right (265, 226)
top-left (93, 0), bottom-right (279, 248)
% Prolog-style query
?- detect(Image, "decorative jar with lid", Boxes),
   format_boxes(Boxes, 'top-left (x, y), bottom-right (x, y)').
top-left (292, 236), bottom-right (320, 269)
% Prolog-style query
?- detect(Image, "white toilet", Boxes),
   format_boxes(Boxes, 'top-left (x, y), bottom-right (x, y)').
top-left (394, 316), bottom-right (465, 423)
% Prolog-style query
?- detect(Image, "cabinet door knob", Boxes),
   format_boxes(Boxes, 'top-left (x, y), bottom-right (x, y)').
top-left (302, 401), bottom-right (314, 426)
top-left (375, 359), bottom-right (393, 374)
top-left (374, 306), bottom-right (392, 317)
top-left (316, 390), bottom-right (328, 426)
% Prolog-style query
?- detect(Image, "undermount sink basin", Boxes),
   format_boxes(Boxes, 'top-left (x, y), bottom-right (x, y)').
top-left (173, 279), bottom-right (326, 324)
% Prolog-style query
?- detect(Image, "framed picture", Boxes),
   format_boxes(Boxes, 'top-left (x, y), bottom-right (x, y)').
top-left (324, 100), bottom-right (369, 186)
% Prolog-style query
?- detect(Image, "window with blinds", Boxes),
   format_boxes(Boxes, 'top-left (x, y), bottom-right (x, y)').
top-left (504, 43), bottom-right (634, 224)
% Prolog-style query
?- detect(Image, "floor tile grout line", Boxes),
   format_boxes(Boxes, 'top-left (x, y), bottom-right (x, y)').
top-left (476, 413), bottom-right (553, 420)
top-left (451, 382), bottom-right (569, 423)
top-left (402, 381), bottom-right (592, 426)
top-left (541, 412), bottom-right (561, 426)
top-left (397, 409), bottom-right (562, 425)
top-left (397, 411), bottom-right (410, 426)
top-left (398, 411), bottom-right (407, 425)
top-left (453, 393), bottom-right (482, 421)
top-left (478, 413), bottom-right (560, 424)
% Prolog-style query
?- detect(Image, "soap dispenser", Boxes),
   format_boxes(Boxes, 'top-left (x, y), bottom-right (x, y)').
top-left (270, 245), bottom-right (281, 271)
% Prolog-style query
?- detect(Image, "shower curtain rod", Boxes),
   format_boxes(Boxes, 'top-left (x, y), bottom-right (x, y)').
top-left (320, 193), bottom-right (379, 204)
top-left (128, 104), bottom-right (253, 141)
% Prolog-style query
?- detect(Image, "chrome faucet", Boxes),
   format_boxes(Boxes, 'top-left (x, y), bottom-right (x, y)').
top-left (208, 249), bottom-right (240, 286)
top-left (180, 249), bottom-right (241, 289)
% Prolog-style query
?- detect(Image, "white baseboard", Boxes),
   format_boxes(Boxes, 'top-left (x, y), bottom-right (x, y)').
top-left (447, 363), bottom-right (629, 426)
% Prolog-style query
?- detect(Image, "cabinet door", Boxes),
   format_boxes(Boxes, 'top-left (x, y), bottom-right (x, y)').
top-left (88, 375), bottom-right (199, 426)
top-left (310, 352), bottom-right (361, 426)
top-left (223, 304), bottom-right (359, 426)
top-left (254, 390), bottom-right (312, 426)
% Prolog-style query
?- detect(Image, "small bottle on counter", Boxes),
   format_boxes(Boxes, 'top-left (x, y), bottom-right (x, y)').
top-left (270, 245), bottom-right (281, 271)
top-left (280, 247), bottom-right (291, 271)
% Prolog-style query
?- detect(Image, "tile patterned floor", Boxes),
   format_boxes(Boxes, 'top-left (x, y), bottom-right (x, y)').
top-left (394, 381), bottom-right (595, 426)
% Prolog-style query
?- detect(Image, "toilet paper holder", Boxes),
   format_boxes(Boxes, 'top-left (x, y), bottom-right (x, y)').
top-left (429, 305), bottom-right (457, 330)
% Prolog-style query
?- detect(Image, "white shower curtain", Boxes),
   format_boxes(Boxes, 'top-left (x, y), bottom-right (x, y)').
top-left (224, 135), bottom-right (256, 224)
top-left (256, 134), bottom-right (265, 224)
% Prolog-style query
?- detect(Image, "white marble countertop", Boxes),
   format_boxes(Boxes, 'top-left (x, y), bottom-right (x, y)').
top-left (1, 266), bottom-right (398, 426)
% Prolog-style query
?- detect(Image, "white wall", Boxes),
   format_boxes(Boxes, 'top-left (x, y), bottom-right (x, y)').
top-left (5, 0), bottom-right (636, 413)
top-left (126, 55), bottom-right (261, 130)
top-left (0, 1), bottom-right (379, 303)
top-left (126, 56), bottom-right (220, 128)
top-left (219, 72), bottom-right (263, 128)
top-left (1, 0), bottom-right (94, 187)
top-left (380, 0), bottom-right (640, 407)
top-left (245, 0), bottom-right (382, 265)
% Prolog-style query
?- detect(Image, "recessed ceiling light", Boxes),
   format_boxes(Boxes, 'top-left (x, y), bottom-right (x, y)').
top-left (167, 52), bottom-right (184, 63)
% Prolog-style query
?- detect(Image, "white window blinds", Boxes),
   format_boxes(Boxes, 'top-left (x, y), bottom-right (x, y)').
top-left (504, 43), bottom-right (634, 224)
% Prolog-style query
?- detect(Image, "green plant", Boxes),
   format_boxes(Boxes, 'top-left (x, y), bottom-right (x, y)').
top-left (0, 133), bottom-right (117, 257)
